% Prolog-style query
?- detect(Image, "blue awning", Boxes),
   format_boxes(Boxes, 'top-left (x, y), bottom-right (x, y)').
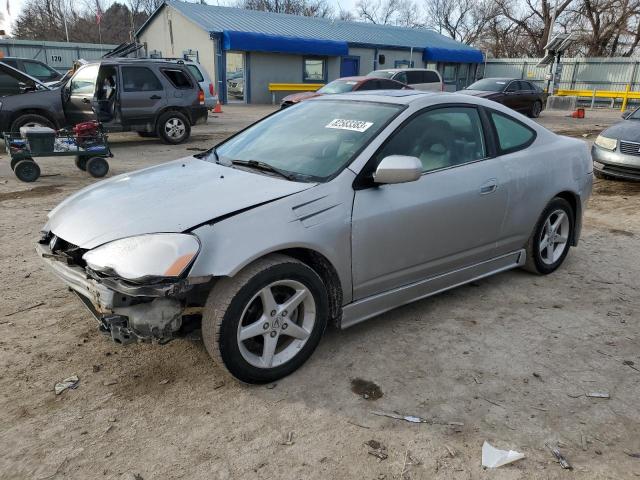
top-left (222, 31), bottom-right (348, 56)
top-left (423, 47), bottom-right (483, 63)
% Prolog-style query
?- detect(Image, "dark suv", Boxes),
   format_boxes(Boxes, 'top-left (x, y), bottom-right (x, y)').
top-left (0, 59), bottom-right (208, 144)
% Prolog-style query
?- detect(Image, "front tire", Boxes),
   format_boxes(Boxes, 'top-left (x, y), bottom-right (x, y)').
top-left (202, 254), bottom-right (329, 384)
top-left (524, 197), bottom-right (574, 274)
top-left (14, 159), bottom-right (40, 182)
top-left (157, 111), bottom-right (190, 144)
top-left (10, 114), bottom-right (54, 132)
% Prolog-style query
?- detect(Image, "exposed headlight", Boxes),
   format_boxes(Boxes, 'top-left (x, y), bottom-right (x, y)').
top-left (595, 135), bottom-right (617, 151)
top-left (82, 233), bottom-right (200, 282)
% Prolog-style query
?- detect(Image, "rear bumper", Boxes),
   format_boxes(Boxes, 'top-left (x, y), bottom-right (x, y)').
top-left (592, 144), bottom-right (640, 180)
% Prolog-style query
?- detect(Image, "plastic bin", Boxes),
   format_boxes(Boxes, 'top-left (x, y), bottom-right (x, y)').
top-left (20, 126), bottom-right (56, 154)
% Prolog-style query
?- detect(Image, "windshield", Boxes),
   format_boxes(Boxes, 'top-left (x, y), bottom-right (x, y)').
top-left (367, 70), bottom-right (395, 79)
top-left (466, 79), bottom-right (507, 91)
top-left (215, 100), bottom-right (402, 181)
top-left (317, 79), bottom-right (358, 94)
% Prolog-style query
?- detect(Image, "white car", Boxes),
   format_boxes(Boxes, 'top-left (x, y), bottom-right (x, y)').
top-left (367, 68), bottom-right (443, 91)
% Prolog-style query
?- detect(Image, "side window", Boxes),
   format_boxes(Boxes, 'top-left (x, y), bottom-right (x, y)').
top-left (380, 79), bottom-right (404, 89)
top-left (122, 67), bottom-right (163, 91)
top-left (24, 61), bottom-right (57, 79)
top-left (357, 79), bottom-right (380, 91)
top-left (393, 71), bottom-right (407, 84)
top-left (376, 107), bottom-right (486, 173)
top-left (162, 68), bottom-right (193, 89)
top-left (490, 111), bottom-right (536, 152)
top-left (2, 59), bottom-right (18, 68)
top-left (505, 81), bottom-right (519, 92)
top-left (70, 64), bottom-right (99, 95)
top-left (0, 70), bottom-right (23, 96)
top-left (424, 71), bottom-right (440, 83)
top-left (405, 70), bottom-right (423, 84)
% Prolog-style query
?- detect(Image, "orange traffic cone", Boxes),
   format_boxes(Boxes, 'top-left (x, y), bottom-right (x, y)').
top-left (213, 100), bottom-right (223, 114)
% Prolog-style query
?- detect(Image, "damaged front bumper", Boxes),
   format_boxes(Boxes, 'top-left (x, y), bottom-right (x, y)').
top-left (36, 242), bottom-right (197, 345)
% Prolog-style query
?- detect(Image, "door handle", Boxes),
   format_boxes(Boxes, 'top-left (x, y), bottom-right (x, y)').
top-left (81, 97), bottom-right (90, 104)
top-left (150, 95), bottom-right (161, 99)
top-left (480, 179), bottom-right (498, 195)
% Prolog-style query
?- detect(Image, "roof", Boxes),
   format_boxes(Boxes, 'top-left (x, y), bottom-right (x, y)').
top-left (138, 1), bottom-right (483, 63)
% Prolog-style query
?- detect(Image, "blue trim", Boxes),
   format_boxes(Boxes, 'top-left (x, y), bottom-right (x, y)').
top-left (223, 31), bottom-right (348, 56)
top-left (302, 56), bottom-right (327, 83)
top-left (423, 47), bottom-right (483, 63)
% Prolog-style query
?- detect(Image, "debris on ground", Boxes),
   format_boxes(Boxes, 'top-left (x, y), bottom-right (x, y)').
top-left (400, 449), bottom-right (421, 477)
top-left (54, 375), bottom-right (79, 395)
top-left (370, 410), bottom-right (428, 423)
top-left (351, 378), bottom-right (383, 400)
top-left (481, 441), bottom-right (525, 468)
top-left (92, 364), bottom-right (101, 373)
top-left (365, 440), bottom-right (388, 460)
top-left (103, 379), bottom-right (118, 386)
top-left (624, 451), bottom-right (640, 459)
top-left (158, 379), bottom-right (169, 385)
top-left (586, 391), bottom-right (610, 399)
top-left (280, 431), bottom-right (294, 446)
top-left (265, 383), bottom-right (277, 389)
top-left (547, 443), bottom-right (572, 469)
top-left (213, 380), bottom-right (225, 390)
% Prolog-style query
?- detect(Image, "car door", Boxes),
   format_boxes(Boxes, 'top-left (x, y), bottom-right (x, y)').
top-left (119, 65), bottom-right (166, 128)
top-left (502, 81), bottom-right (522, 110)
top-left (351, 105), bottom-right (509, 300)
top-left (64, 64), bottom-right (99, 125)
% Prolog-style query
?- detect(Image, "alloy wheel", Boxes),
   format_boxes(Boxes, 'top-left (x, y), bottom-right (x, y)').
top-left (236, 280), bottom-right (316, 369)
top-left (164, 118), bottom-right (186, 139)
top-left (538, 209), bottom-right (570, 265)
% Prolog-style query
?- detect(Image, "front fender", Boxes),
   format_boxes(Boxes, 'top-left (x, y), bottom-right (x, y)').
top-left (188, 170), bottom-right (356, 304)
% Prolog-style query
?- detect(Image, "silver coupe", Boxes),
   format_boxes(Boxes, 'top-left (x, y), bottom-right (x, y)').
top-left (38, 91), bottom-right (593, 383)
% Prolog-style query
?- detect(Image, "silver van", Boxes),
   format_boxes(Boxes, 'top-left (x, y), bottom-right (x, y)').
top-left (367, 68), bottom-right (443, 92)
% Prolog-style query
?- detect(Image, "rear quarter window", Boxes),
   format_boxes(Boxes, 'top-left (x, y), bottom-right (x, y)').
top-left (424, 71), bottom-right (440, 83)
top-left (186, 65), bottom-right (204, 82)
top-left (161, 68), bottom-right (193, 89)
top-left (490, 110), bottom-right (536, 153)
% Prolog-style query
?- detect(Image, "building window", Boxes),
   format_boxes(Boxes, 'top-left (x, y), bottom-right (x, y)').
top-left (394, 60), bottom-right (415, 68)
top-left (443, 64), bottom-right (457, 83)
top-left (303, 58), bottom-right (326, 82)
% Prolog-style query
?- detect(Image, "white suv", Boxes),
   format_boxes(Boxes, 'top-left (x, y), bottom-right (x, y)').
top-left (367, 68), bottom-right (443, 92)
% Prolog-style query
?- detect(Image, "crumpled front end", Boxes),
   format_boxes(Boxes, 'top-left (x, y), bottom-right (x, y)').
top-left (37, 232), bottom-right (206, 345)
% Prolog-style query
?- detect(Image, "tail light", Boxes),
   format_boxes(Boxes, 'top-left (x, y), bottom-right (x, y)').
top-left (209, 83), bottom-right (214, 96)
top-left (198, 88), bottom-right (205, 105)
top-left (441, 82), bottom-right (444, 91)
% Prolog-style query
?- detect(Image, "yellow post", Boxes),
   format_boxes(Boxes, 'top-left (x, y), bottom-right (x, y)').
top-left (621, 84), bottom-right (631, 112)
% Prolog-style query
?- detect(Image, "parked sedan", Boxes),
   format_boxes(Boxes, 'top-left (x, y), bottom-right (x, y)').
top-left (592, 107), bottom-right (640, 180)
top-left (37, 91), bottom-right (592, 383)
top-left (460, 78), bottom-right (546, 118)
top-left (280, 76), bottom-right (409, 108)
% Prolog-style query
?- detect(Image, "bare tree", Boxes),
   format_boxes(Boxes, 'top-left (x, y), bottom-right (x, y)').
top-left (237, 0), bottom-right (333, 17)
top-left (424, 0), bottom-right (498, 43)
top-left (355, 0), bottom-right (401, 24)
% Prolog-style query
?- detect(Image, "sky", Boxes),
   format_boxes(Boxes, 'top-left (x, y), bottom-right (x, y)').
top-left (2, 0), bottom-right (360, 35)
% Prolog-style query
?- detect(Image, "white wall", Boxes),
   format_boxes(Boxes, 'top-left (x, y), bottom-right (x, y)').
top-left (137, 6), bottom-right (216, 89)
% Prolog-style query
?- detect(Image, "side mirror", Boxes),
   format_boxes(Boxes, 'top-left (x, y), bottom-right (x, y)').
top-left (373, 155), bottom-right (422, 184)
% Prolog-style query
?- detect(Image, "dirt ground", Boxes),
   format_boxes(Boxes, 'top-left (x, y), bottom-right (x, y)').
top-left (1, 105), bottom-right (639, 480)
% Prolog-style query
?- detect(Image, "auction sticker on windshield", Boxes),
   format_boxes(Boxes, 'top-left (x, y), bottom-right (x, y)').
top-left (326, 119), bottom-right (373, 133)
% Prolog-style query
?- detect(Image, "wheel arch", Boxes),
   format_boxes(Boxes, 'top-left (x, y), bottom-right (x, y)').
top-left (155, 106), bottom-right (193, 127)
top-left (552, 190), bottom-right (581, 246)
top-left (10, 109), bottom-right (61, 129)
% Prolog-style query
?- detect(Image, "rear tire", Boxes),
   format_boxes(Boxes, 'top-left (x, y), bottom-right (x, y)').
top-left (10, 156), bottom-right (31, 170)
top-left (14, 159), bottom-right (40, 182)
top-left (524, 197), bottom-right (574, 275)
top-left (202, 254), bottom-right (329, 384)
top-left (10, 114), bottom-right (54, 132)
top-left (157, 111), bottom-right (190, 144)
top-left (529, 100), bottom-right (542, 118)
top-left (86, 156), bottom-right (109, 178)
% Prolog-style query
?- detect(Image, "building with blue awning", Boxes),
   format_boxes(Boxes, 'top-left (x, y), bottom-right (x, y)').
top-left (136, 1), bottom-right (484, 104)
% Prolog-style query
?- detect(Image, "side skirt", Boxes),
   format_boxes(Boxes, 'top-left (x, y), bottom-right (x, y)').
top-left (340, 249), bottom-right (526, 329)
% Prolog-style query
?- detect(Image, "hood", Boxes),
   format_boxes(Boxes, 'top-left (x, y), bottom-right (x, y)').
top-left (459, 90), bottom-right (500, 98)
top-left (47, 157), bottom-right (316, 249)
top-left (282, 91), bottom-right (322, 103)
top-left (601, 119), bottom-right (640, 143)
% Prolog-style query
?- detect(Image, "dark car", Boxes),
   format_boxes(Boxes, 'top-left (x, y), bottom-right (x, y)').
top-left (280, 76), bottom-right (410, 108)
top-left (460, 78), bottom-right (546, 118)
top-left (0, 58), bottom-right (208, 144)
top-left (591, 107), bottom-right (640, 180)
top-left (0, 57), bottom-right (63, 83)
